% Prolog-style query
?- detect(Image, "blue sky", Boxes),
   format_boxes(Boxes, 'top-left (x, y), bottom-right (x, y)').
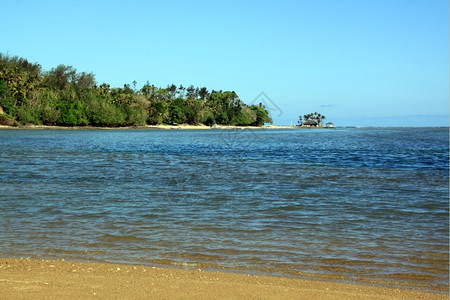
top-left (1, 0), bottom-right (448, 126)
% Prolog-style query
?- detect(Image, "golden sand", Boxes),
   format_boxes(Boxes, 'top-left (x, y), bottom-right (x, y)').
top-left (0, 258), bottom-right (446, 299)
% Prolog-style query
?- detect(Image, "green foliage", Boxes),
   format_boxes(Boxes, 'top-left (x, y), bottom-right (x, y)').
top-left (36, 90), bottom-right (60, 125)
top-left (168, 99), bottom-right (183, 124)
top-left (147, 100), bottom-right (168, 124)
top-left (87, 99), bottom-right (127, 127)
top-left (57, 96), bottom-right (89, 126)
top-left (250, 105), bottom-right (272, 126)
top-left (43, 64), bottom-right (76, 90)
top-left (0, 79), bottom-right (16, 114)
top-left (123, 95), bottom-right (149, 126)
top-left (300, 112), bottom-right (326, 126)
top-left (0, 53), bottom-right (274, 127)
top-left (202, 112), bottom-right (216, 126)
top-left (231, 111), bottom-right (250, 126)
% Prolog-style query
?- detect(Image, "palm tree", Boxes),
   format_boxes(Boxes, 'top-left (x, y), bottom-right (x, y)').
top-left (320, 115), bottom-right (326, 126)
top-left (316, 113), bottom-right (322, 125)
top-left (315, 113), bottom-right (326, 126)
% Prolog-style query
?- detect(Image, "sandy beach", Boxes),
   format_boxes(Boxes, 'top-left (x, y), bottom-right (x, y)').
top-left (0, 124), bottom-right (306, 130)
top-left (0, 258), bottom-right (446, 299)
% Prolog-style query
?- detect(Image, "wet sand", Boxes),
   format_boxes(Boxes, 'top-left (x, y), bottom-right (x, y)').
top-left (0, 258), bottom-right (446, 299)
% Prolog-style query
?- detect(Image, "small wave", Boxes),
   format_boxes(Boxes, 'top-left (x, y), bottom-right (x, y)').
top-left (98, 233), bottom-right (148, 243)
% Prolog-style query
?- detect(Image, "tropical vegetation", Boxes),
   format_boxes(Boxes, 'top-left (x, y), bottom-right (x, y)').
top-left (297, 112), bottom-right (326, 126)
top-left (0, 54), bottom-right (272, 127)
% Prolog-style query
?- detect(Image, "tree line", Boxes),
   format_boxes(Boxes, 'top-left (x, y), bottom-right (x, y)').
top-left (0, 54), bottom-right (272, 127)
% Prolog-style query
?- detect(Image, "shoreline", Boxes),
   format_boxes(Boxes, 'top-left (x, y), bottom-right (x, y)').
top-left (0, 258), bottom-right (446, 299)
top-left (0, 124), bottom-right (331, 130)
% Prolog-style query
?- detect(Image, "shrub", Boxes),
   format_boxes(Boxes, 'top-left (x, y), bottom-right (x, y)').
top-left (0, 114), bottom-right (14, 126)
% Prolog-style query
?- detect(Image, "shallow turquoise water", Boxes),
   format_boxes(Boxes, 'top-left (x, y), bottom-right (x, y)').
top-left (0, 128), bottom-right (448, 291)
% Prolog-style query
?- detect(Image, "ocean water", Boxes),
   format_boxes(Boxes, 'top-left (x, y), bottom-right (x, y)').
top-left (0, 128), bottom-right (448, 291)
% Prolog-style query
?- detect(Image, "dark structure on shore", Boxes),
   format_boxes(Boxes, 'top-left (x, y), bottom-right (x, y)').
top-left (301, 120), bottom-right (318, 127)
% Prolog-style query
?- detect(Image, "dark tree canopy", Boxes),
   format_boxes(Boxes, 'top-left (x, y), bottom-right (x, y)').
top-left (0, 53), bottom-right (272, 127)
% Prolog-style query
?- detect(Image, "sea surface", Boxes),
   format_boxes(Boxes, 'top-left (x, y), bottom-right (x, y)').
top-left (0, 127), bottom-right (448, 292)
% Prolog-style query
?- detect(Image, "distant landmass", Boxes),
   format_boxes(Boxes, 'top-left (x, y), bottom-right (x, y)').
top-left (275, 114), bottom-right (448, 127)
top-left (331, 115), bottom-right (449, 127)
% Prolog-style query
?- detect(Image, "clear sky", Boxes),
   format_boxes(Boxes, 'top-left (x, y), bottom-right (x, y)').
top-left (1, 0), bottom-right (448, 126)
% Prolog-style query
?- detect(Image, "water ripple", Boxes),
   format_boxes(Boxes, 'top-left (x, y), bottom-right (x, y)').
top-left (0, 128), bottom-right (448, 291)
